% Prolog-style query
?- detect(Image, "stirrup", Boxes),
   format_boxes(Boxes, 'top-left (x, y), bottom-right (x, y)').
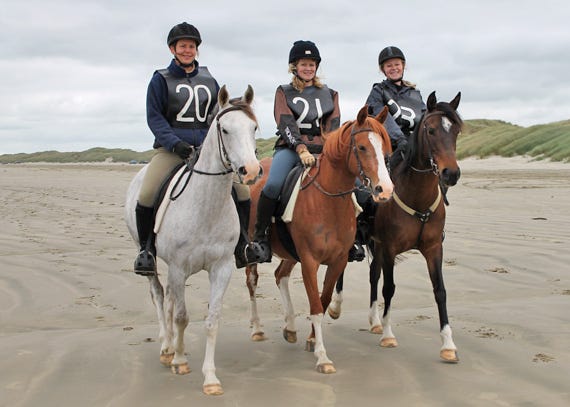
top-left (235, 244), bottom-right (249, 268)
top-left (245, 241), bottom-right (272, 264)
top-left (348, 242), bottom-right (365, 262)
top-left (134, 250), bottom-right (157, 276)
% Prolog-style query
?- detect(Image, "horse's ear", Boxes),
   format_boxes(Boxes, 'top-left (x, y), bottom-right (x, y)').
top-left (243, 84), bottom-right (254, 105)
top-left (426, 91), bottom-right (437, 111)
top-left (449, 92), bottom-right (461, 110)
top-left (218, 85), bottom-right (229, 107)
top-left (357, 105), bottom-right (368, 125)
top-left (375, 105), bottom-right (389, 124)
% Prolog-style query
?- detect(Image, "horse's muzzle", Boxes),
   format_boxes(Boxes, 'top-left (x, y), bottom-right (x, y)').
top-left (441, 167), bottom-right (461, 187)
top-left (238, 162), bottom-right (263, 185)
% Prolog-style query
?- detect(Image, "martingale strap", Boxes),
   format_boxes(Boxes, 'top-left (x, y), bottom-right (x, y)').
top-left (393, 186), bottom-right (442, 223)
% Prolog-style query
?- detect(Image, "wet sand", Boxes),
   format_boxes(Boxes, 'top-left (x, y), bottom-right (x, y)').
top-left (0, 157), bottom-right (569, 406)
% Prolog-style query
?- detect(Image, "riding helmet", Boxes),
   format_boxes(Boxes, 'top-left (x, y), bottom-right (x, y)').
top-left (167, 22), bottom-right (202, 47)
top-left (288, 40), bottom-right (321, 65)
top-left (378, 46), bottom-right (406, 66)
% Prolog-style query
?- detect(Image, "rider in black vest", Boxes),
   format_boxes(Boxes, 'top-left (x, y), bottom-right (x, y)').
top-left (134, 22), bottom-right (251, 275)
top-left (352, 46), bottom-right (427, 259)
top-left (245, 40), bottom-right (341, 264)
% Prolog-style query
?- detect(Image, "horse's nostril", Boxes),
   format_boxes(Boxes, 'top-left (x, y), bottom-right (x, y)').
top-left (238, 166), bottom-right (247, 176)
top-left (374, 185), bottom-right (383, 195)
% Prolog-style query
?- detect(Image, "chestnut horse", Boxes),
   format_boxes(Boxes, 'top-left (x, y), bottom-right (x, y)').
top-left (245, 105), bottom-right (393, 373)
top-left (329, 91), bottom-right (463, 363)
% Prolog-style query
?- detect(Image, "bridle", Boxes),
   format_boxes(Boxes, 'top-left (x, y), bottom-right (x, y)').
top-left (301, 121), bottom-right (381, 197)
top-left (409, 111), bottom-right (446, 177)
top-left (169, 104), bottom-right (250, 200)
top-left (192, 104), bottom-right (245, 176)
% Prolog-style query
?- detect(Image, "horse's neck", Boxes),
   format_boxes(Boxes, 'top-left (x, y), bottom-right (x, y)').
top-left (318, 155), bottom-right (357, 193)
top-left (397, 155), bottom-right (440, 209)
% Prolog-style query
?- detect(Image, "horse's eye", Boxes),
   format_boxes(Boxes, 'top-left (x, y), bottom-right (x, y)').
top-left (222, 128), bottom-right (228, 134)
top-left (428, 128), bottom-right (435, 135)
top-left (358, 145), bottom-right (367, 152)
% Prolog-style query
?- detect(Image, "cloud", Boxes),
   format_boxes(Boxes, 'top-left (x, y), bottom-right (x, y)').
top-left (1, 0), bottom-right (569, 153)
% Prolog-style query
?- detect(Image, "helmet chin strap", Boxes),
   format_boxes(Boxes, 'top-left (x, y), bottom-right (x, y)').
top-left (174, 54), bottom-right (195, 69)
top-left (292, 66), bottom-right (318, 83)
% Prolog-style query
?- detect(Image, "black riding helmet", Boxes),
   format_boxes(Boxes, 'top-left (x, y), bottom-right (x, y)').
top-left (167, 22), bottom-right (202, 47)
top-left (378, 46), bottom-right (405, 66)
top-left (288, 40), bottom-right (321, 65)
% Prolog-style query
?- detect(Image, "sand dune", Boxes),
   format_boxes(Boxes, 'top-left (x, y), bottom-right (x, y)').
top-left (0, 158), bottom-right (569, 406)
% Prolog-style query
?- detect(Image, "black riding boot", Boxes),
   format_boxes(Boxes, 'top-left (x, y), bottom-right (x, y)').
top-left (245, 192), bottom-right (278, 264)
top-left (348, 192), bottom-right (376, 262)
top-left (234, 199), bottom-right (251, 268)
top-left (134, 203), bottom-right (157, 276)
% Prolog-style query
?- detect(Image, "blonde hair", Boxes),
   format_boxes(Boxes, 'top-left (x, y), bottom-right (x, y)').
top-left (288, 62), bottom-right (324, 92)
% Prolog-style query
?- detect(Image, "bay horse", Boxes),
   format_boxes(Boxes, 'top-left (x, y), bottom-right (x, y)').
top-left (245, 105), bottom-right (394, 373)
top-left (328, 91), bottom-right (463, 363)
top-left (124, 85), bottom-right (260, 395)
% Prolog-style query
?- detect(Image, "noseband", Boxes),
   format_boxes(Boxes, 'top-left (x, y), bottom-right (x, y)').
top-left (192, 104), bottom-right (246, 176)
top-left (301, 122), bottom-right (380, 197)
top-left (409, 111), bottom-right (447, 177)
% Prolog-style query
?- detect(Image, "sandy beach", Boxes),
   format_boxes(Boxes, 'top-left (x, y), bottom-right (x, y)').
top-left (1, 157), bottom-right (569, 407)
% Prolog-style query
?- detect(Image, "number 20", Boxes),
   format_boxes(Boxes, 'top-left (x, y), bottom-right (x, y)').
top-left (175, 84), bottom-right (212, 123)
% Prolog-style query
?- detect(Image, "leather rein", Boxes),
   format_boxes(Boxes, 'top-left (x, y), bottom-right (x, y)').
top-left (300, 123), bottom-right (380, 197)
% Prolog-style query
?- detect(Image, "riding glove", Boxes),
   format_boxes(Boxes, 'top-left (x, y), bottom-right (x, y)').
top-left (298, 149), bottom-right (316, 167)
top-left (173, 141), bottom-right (193, 159)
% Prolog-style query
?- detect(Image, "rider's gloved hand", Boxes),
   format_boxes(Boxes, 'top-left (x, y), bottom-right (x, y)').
top-left (173, 141), bottom-right (193, 159)
top-left (298, 147), bottom-right (316, 167)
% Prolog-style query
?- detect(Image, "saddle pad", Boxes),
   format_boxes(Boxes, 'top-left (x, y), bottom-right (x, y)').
top-left (282, 169), bottom-right (363, 223)
top-left (154, 165), bottom-right (189, 234)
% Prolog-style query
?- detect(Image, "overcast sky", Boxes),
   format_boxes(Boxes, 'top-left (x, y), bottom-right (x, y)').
top-left (1, 0), bottom-right (569, 154)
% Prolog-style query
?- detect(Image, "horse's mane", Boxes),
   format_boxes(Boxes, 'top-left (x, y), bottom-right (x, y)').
top-left (322, 120), bottom-right (353, 162)
top-left (228, 97), bottom-right (257, 123)
top-left (323, 117), bottom-right (390, 162)
top-left (400, 101), bottom-right (463, 171)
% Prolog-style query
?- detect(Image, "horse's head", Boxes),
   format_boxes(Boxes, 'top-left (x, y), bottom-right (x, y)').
top-left (345, 105), bottom-right (394, 202)
top-left (411, 91), bottom-right (463, 187)
top-left (214, 85), bottom-right (262, 185)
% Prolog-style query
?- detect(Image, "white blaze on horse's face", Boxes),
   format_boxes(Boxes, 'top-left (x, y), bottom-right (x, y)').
top-left (442, 117), bottom-right (452, 133)
top-left (368, 132), bottom-right (394, 201)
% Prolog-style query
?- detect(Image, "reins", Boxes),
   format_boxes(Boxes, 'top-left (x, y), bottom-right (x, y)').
top-left (393, 110), bottom-right (452, 247)
top-left (170, 104), bottom-right (245, 201)
top-left (300, 123), bottom-right (377, 197)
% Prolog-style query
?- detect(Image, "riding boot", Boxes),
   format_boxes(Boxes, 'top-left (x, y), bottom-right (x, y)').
top-left (134, 203), bottom-right (157, 276)
top-left (348, 193), bottom-right (376, 262)
top-left (245, 192), bottom-right (278, 264)
top-left (234, 199), bottom-right (251, 268)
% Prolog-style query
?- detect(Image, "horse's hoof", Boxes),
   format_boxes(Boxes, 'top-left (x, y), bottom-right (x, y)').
top-left (283, 329), bottom-right (297, 343)
top-left (203, 383), bottom-right (224, 396)
top-left (251, 332), bottom-right (266, 342)
top-left (171, 363), bottom-right (191, 375)
top-left (370, 325), bottom-right (383, 334)
top-left (305, 339), bottom-right (315, 352)
top-left (316, 363), bottom-right (336, 374)
top-left (440, 349), bottom-right (459, 363)
top-left (380, 337), bottom-right (398, 348)
top-left (328, 308), bottom-right (340, 320)
top-left (159, 352), bottom-right (174, 366)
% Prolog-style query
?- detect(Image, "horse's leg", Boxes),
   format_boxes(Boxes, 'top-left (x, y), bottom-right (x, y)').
top-left (424, 246), bottom-right (459, 363)
top-left (303, 260), bottom-right (335, 374)
top-left (201, 264), bottom-right (233, 396)
top-left (379, 254), bottom-right (398, 348)
top-left (275, 260), bottom-right (298, 343)
top-left (167, 269), bottom-right (191, 375)
top-left (148, 275), bottom-right (174, 365)
top-left (328, 271), bottom-right (344, 320)
top-left (245, 263), bottom-right (265, 341)
top-left (368, 254), bottom-right (383, 334)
